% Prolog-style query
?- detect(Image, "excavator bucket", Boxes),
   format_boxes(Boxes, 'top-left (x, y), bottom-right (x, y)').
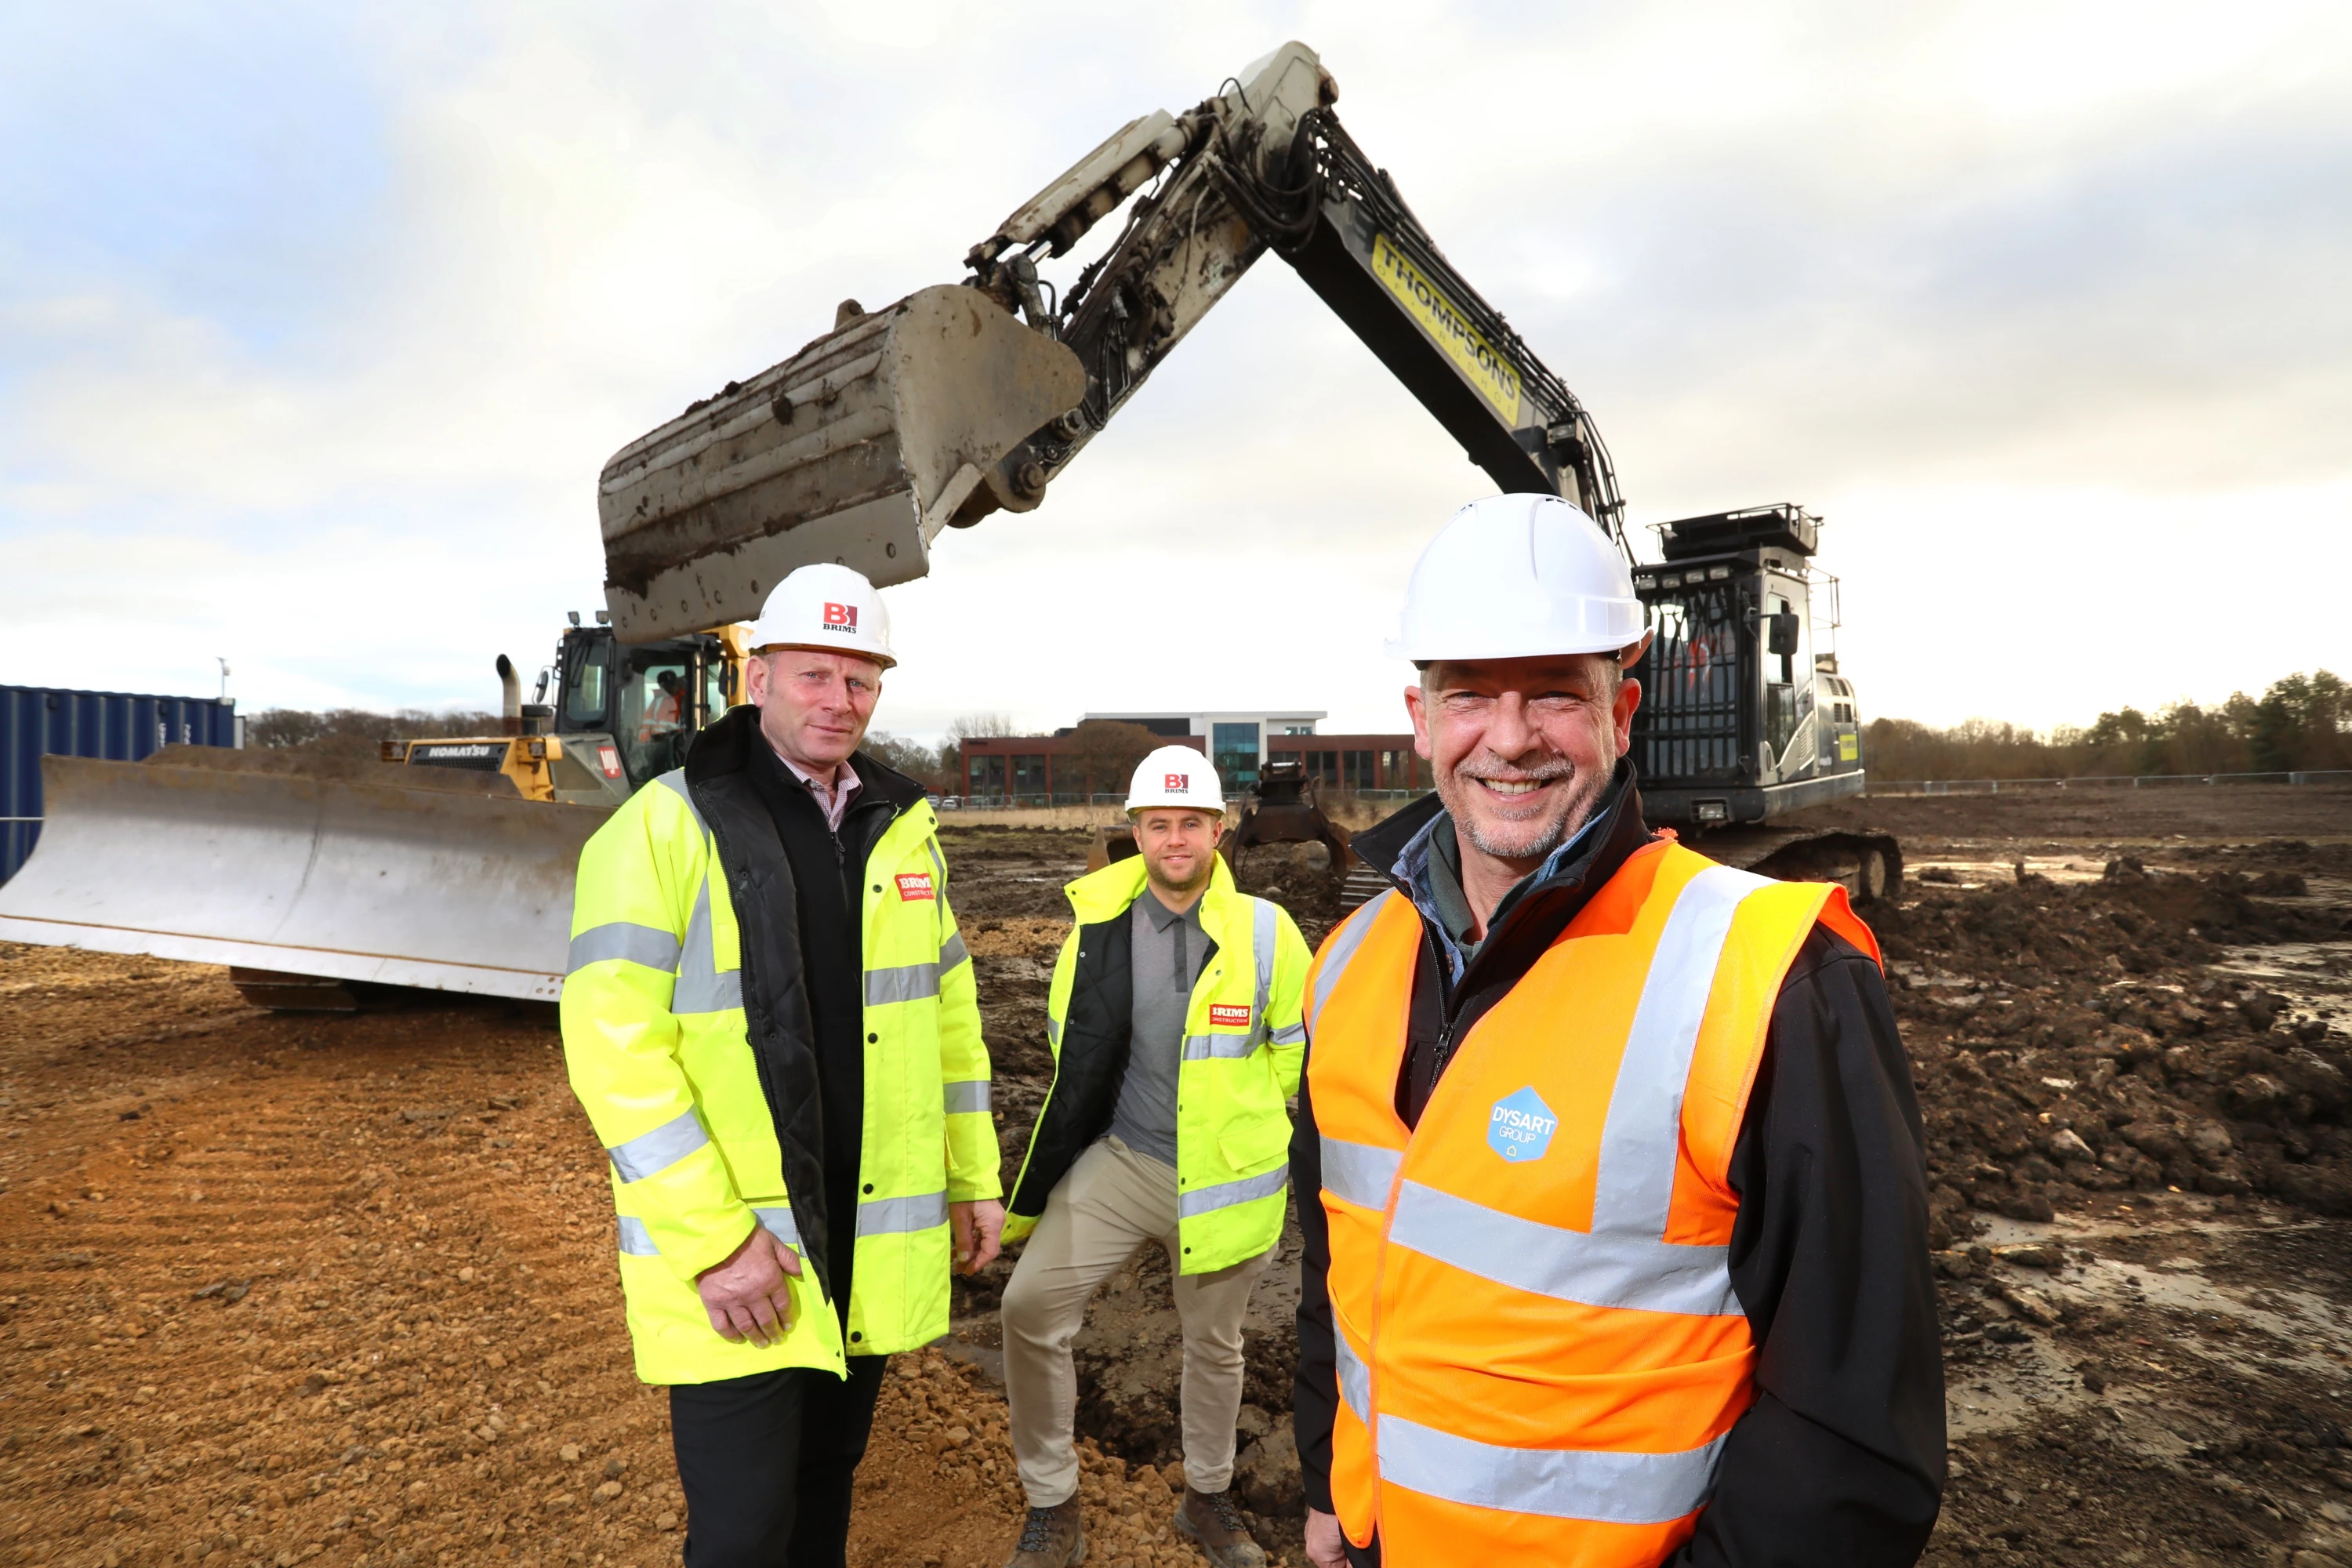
top-left (0, 748), bottom-right (611, 1005)
top-left (597, 285), bottom-right (1087, 644)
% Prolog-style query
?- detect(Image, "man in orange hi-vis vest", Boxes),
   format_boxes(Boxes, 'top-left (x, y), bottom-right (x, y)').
top-left (1293, 495), bottom-right (1943, 1568)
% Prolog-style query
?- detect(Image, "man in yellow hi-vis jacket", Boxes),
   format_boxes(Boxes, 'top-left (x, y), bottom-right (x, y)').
top-left (561, 564), bottom-right (1001, 1568)
top-left (996, 746), bottom-right (1312, 1568)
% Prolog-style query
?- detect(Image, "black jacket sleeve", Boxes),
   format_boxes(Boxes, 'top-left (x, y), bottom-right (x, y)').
top-left (1291, 1051), bottom-right (1341, 1515)
top-left (1293, 927), bottom-right (1945, 1562)
top-left (1668, 927), bottom-right (1946, 1566)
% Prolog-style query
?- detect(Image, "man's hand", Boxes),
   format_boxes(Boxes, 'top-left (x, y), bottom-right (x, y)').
top-left (1304, 1508), bottom-right (1347, 1568)
top-left (695, 1224), bottom-right (802, 1346)
top-left (950, 1199), bottom-right (1005, 1276)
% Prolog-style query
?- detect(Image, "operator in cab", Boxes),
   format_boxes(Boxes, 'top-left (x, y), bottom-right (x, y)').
top-left (561, 563), bottom-right (1003, 1567)
top-left (1293, 495), bottom-right (1944, 1566)
top-left (997, 748), bottom-right (1314, 1568)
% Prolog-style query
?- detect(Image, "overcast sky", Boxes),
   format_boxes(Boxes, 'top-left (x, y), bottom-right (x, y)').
top-left (5, 1), bottom-right (2347, 742)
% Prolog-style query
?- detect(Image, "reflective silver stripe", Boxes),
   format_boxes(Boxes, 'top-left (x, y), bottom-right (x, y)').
top-left (1181, 1032), bottom-right (1258, 1062)
top-left (1250, 897), bottom-right (1276, 1042)
top-left (1388, 1180), bottom-right (1740, 1316)
top-left (673, 968), bottom-right (742, 1012)
top-left (615, 1215), bottom-right (659, 1256)
top-left (752, 1205), bottom-right (804, 1251)
top-left (1046, 1014), bottom-right (1062, 1047)
top-left (1319, 1134), bottom-right (1403, 1213)
top-left (1334, 1330), bottom-right (1371, 1421)
top-left (1308, 891), bottom-right (1392, 1030)
top-left (671, 879), bottom-right (742, 1014)
top-left (857, 1189), bottom-right (949, 1236)
top-left (1377, 1414), bottom-right (1726, 1526)
top-left (940, 930), bottom-right (971, 971)
top-left (655, 768), bottom-right (706, 833)
top-left (865, 960), bottom-right (942, 1005)
top-left (607, 1109), bottom-right (709, 1183)
top-left (943, 1079), bottom-right (992, 1114)
top-left (1271, 1022), bottom-right (1306, 1046)
top-left (1178, 1164), bottom-right (1288, 1219)
top-left (1592, 865), bottom-right (1768, 1236)
top-left (567, 921), bottom-right (682, 975)
top-left (926, 837), bottom-right (947, 882)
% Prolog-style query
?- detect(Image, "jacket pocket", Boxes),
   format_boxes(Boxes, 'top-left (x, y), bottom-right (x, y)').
top-left (1217, 1109), bottom-right (1291, 1176)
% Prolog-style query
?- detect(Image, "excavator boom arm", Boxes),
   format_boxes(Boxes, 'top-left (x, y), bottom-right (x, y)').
top-left (966, 45), bottom-right (1627, 553)
top-left (594, 41), bottom-right (1628, 640)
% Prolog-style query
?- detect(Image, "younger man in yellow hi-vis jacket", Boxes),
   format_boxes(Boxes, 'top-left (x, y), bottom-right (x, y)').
top-left (561, 564), bottom-right (1001, 1568)
top-left (997, 746), bottom-right (1312, 1568)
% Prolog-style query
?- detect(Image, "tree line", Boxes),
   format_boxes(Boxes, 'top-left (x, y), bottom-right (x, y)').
top-left (238, 705), bottom-right (1166, 798)
top-left (1862, 670), bottom-right (2348, 781)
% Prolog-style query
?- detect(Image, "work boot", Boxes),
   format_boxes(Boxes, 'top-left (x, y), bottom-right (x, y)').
top-left (1004, 1497), bottom-right (1085, 1568)
top-left (1174, 1485), bottom-right (1266, 1568)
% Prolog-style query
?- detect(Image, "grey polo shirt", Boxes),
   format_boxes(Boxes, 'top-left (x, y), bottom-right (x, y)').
top-left (1106, 887), bottom-right (1209, 1169)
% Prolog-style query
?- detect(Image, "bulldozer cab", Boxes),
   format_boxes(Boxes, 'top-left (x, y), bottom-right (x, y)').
top-left (554, 625), bottom-right (742, 789)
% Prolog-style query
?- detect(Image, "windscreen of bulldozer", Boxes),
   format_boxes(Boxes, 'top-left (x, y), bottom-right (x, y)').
top-left (563, 637), bottom-right (706, 784)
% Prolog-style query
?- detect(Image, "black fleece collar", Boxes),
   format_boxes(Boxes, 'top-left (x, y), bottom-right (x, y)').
top-left (1352, 758), bottom-right (1657, 1009)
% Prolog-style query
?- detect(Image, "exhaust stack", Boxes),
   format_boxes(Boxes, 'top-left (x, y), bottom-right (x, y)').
top-left (496, 655), bottom-right (521, 736)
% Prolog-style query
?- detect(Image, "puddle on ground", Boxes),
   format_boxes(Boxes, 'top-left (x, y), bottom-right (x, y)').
top-left (1908, 855), bottom-right (2118, 890)
top-left (2210, 939), bottom-right (2352, 1028)
top-left (1944, 1209), bottom-right (2352, 1446)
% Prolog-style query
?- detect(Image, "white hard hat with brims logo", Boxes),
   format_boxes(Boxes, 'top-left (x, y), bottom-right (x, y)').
top-left (1126, 745), bottom-right (1225, 815)
top-left (1386, 493), bottom-right (1649, 665)
top-left (747, 563), bottom-right (897, 669)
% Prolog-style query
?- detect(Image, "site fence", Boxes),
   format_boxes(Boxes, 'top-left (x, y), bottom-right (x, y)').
top-left (1865, 769), bottom-right (2352, 796)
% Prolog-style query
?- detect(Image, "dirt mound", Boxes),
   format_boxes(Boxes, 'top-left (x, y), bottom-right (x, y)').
top-left (1226, 844), bottom-right (1344, 942)
top-left (1875, 860), bottom-right (2352, 1245)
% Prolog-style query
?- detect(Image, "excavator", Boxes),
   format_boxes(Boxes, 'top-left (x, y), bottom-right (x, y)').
top-left (0, 39), bottom-right (1893, 1008)
top-left (597, 41), bottom-right (1896, 901)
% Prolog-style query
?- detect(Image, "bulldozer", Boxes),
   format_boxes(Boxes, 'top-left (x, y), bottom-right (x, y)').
top-left (0, 39), bottom-right (1896, 1008)
top-left (0, 620), bottom-right (747, 1009)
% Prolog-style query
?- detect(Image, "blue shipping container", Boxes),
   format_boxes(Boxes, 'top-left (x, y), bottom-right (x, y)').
top-left (1, 684), bottom-right (240, 884)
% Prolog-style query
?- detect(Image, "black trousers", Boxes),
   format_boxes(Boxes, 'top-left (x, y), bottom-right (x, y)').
top-left (669, 1354), bottom-right (889, 1568)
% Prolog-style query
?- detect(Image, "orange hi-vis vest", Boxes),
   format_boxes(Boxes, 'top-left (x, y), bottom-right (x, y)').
top-left (1305, 839), bottom-right (1880, 1566)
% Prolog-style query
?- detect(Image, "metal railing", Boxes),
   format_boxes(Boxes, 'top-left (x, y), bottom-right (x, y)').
top-left (1865, 769), bottom-right (2352, 795)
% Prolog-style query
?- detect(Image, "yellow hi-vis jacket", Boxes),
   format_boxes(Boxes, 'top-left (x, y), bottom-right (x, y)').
top-left (1004, 852), bottom-right (1312, 1273)
top-left (560, 724), bottom-right (998, 1385)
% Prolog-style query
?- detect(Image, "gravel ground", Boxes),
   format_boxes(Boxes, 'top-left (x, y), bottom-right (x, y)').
top-left (3, 789), bottom-right (2348, 1567)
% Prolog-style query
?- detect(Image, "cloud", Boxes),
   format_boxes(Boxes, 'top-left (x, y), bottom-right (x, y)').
top-left (2, 0), bottom-right (2347, 740)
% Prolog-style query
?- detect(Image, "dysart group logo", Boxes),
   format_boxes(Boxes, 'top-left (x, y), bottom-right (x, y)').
top-left (822, 602), bottom-right (858, 633)
top-left (1487, 1087), bottom-right (1559, 1163)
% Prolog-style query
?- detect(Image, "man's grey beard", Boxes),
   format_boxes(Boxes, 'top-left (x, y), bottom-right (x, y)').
top-left (1445, 759), bottom-right (1610, 863)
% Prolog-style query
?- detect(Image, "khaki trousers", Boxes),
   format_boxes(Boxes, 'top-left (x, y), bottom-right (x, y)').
top-left (1000, 1136), bottom-right (1274, 1508)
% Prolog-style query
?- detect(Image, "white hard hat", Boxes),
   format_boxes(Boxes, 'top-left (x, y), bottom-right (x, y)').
top-left (1126, 745), bottom-right (1225, 815)
top-left (747, 563), bottom-right (897, 669)
top-left (1386, 493), bottom-right (1646, 664)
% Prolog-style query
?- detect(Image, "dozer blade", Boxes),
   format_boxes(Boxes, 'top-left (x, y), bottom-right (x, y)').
top-left (0, 750), bottom-right (612, 1001)
top-left (597, 284), bottom-right (1087, 643)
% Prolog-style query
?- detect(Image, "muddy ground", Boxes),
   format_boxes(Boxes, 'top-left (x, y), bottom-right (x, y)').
top-left (2, 785), bottom-right (2348, 1567)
